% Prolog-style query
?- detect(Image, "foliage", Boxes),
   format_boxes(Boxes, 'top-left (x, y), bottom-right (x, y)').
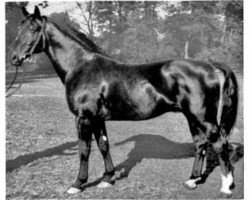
top-left (119, 20), bottom-right (177, 64)
top-left (6, 1), bottom-right (243, 72)
top-left (196, 34), bottom-right (243, 71)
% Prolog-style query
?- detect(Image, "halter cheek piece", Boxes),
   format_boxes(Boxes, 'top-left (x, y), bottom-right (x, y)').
top-left (24, 17), bottom-right (47, 59)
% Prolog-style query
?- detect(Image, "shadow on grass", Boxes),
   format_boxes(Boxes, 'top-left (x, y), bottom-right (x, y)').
top-left (6, 133), bottom-right (243, 189)
top-left (6, 141), bottom-right (78, 173)
top-left (83, 134), bottom-right (195, 189)
top-left (113, 134), bottom-right (195, 179)
top-left (107, 134), bottom-right (243, 184)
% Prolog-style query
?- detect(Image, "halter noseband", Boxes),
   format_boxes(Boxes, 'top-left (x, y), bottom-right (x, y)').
top-left (25, 17), bottom-right (47, 59)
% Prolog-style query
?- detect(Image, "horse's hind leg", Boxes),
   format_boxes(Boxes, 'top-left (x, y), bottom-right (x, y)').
top-left (184, 119), bottom-right (234, 196)
top-left (183, 120), bottom-right (208, 189)
top-left (209, 131), bottom-right (234, 196)
top-left (93, 117), bottom-right (115, 188)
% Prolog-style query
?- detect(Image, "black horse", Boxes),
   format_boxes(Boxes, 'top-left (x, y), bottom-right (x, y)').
top-left (9, 6), bottom-right (238, 197)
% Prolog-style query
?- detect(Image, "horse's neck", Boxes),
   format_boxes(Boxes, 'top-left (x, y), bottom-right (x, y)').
top-left (44, 22), bottom-right (92, 84)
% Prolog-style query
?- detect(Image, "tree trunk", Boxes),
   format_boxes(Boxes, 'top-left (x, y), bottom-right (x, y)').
top-left (229, 28), bottom-right (234, 42)
top-left (184, 40), bottom-right (189, 59)
top-left (221, 22), bottom-right (227, 44)
top-left (76, 2), bottom-right (94, 39)
top-left (144, 1), bottom-right (150, 19)
top-left (117, 1), bottom-right (123, 23)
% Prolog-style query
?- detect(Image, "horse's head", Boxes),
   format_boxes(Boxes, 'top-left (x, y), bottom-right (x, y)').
top-left (9, 6), bottom-right (46, 66)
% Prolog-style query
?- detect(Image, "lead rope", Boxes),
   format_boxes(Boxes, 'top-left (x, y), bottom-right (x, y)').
top-left (5, 65), bottom-right (18, 94)
top-left (6, 64), bottom-right (26, 98)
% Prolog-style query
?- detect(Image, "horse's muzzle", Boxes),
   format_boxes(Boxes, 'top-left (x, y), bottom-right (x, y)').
top-left (9, 52), bottom-right (30, 66)
top-left (10, 52), bottom-right (22, 66)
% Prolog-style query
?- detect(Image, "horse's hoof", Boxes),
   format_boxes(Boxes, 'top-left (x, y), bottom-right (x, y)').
top-left (67, 187), bottom-right (82, 194)
top-left (97, 181), bottom-right (112, 188)
top-left (183, 180), bottom-right (197, 190)
top-left (219, 190), bottom-right (233, 198)
top-left (230, 182), bottom-right (235, 190)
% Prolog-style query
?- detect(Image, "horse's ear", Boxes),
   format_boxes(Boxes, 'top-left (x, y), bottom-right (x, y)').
top-left (33, 5), bottom-right (42, 20)
top-left (22, 7), bottom-right (29, 18)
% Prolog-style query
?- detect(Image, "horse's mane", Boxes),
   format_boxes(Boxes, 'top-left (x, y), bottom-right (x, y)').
top-left (48, 17), bottom-right (109, 57)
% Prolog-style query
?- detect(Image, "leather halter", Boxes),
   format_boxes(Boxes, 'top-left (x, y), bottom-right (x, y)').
top-left (6, 17), bottom-right (47, 98)
top-left (26, 17), bottom-right (47, 58)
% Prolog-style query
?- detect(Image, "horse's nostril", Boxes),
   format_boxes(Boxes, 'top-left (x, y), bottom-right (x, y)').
top-left (10, 52), bottom-right (20, 65)
top-left (11, 53), bottom-right (19, 62)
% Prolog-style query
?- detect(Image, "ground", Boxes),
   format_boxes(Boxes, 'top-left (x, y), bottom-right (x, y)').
top-left (6, 72), bottom-right (243, 199)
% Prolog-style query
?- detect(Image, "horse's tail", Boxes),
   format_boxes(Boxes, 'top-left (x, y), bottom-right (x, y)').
top-left (215, 62), bottom-right (238, 137)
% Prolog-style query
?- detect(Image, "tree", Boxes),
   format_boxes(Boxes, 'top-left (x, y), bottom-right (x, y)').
top-left (195, 1), bottom-right (243, 71)
top-left (119, 19), bottom-right (177, 64)
top-left (92, 1), bottom-right (139, 57)
top-left (161, 1), bottom-right (242, 60)
top-left (6, 1), bottom-right (242, 72)
top-left (219, 1), bottom-right (243, 43)
top-left (92, 1), bottom-right (162, 60)
top-left (75, 2), bottom-right (95, 39)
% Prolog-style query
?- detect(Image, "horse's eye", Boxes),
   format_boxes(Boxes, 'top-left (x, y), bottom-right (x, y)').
top-left (29, 21), bottom-right (40, 32)
top-left (30, 27), bottom-right (37, 32)
top-left (30, 25), bottom-right (39, 32)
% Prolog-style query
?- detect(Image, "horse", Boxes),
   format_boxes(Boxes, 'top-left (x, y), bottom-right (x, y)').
top-left (9, 6), bottom-right (238, 197)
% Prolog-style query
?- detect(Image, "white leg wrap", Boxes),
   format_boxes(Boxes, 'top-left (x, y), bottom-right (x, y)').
top-left (185, 179), bottom-right (197, 189)
top-left (97, 181), bottom-right (112, 188)
top-left (67, 187), bottom-right (82, 194)
top-left (184, 177), bottom-right (201, 189)
top-left (220, 171), bottom-right (233, 195)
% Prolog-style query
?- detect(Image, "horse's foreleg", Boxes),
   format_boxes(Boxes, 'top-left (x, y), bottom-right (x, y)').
top-left (67, 116), bottom-right (93, 194)
top-left (93, 117), bottom-right (115, 188)
top-left (183, 122), bottom-right (207, 189)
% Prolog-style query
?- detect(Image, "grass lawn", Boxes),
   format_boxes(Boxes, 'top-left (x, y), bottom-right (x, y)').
top-left (6, 73), bottom-right (243, 199)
